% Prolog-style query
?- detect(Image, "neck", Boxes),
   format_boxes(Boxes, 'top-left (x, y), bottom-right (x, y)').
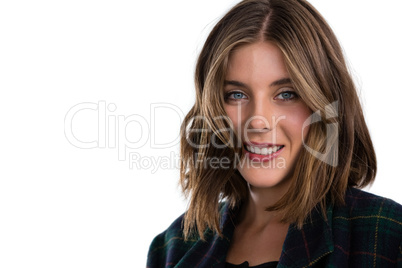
top-left (239, 181), bottom-right (291, 229)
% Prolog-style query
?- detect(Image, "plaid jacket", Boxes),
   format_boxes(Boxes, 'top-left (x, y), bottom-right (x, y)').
top-left (147, 188), bottom-right (402, 267)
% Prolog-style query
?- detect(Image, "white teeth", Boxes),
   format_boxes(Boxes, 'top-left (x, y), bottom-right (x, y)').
top-left (246, 145), bottom-right (283, 155)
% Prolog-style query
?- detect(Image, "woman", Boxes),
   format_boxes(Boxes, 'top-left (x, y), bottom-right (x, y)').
top-left (147, 0), bottom-right (402, 267)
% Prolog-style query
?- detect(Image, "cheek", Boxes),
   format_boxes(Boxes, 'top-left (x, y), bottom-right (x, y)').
top-left (224, 105), bottom-right (241, 130)
top-left (283, 106), bottom-right (311, 139)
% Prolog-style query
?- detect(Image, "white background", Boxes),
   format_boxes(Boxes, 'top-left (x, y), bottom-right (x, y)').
top-left (0, 0), bottom-right (401, 267)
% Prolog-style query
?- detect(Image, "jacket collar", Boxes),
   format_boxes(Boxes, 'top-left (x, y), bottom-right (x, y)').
top-left (178, 202), bottom-right (334, 267)
top-left (278, 205), bottom-right (334, 267)
top-left (219, 202), bottom-right (335, 267)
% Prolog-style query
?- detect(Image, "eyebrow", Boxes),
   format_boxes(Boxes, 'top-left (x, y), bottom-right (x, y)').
top-left (224, 80), bottom-right (247, 88)
top-left (224, 77), bottom-right (292, 88)
top-left (269, 77), bottom-right (292, 87)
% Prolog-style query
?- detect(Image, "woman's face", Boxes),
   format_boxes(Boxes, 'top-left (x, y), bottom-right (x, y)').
top-left (223, 42), bottom-right (311, 190)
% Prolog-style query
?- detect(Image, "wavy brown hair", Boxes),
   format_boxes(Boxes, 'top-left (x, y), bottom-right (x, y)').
top-left (180, 0), bottom-right (376, 240)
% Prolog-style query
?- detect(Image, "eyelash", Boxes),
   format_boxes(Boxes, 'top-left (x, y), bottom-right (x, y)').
top-left (224, 91), bottom-right (248, 101)
top-left (275, 91), bottom-right (298, 101)
top-left (224, 90), bottom-right (298, 102)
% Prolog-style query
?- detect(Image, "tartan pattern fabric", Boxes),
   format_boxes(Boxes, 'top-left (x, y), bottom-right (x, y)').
top-left (147, 188), bottom-right (402, 267)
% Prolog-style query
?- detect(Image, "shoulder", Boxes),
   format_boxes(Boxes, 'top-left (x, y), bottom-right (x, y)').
top-left (331, 188), bottom-right (402, 266)
top-left (146, 212), bottom-right (193, 267)
top-left (146, 203), bottom-right (231, 268)
top-left (333, 187), bottom-right (402, 229)
top-left (340, 187), bottom-right (402, 220)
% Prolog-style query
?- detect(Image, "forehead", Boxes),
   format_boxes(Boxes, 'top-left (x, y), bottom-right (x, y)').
top-left (226, 42), bottom-right (289, 84)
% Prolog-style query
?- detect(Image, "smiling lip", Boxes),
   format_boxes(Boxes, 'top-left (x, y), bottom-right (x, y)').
top-left (245, 141), bottom-right (282, 147)
top-left (243, 142), bottom-right (284, 162)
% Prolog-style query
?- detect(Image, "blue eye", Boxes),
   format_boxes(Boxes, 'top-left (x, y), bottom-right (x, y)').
top-left (225, 91), bottom-right (247, 101)
top-left (233, 92), bottom-right (245, 99)
top-left (276, 91), bottom-right (297, 100)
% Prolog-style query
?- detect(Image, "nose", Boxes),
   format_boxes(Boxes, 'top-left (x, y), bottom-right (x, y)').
top-left (248, 116), bottom-right (270, 131)
top-left (246, 100), bottom-right (272, 132)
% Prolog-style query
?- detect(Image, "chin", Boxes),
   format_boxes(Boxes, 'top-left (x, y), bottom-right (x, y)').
top-left (237, 159), bottom-right (293, 190)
